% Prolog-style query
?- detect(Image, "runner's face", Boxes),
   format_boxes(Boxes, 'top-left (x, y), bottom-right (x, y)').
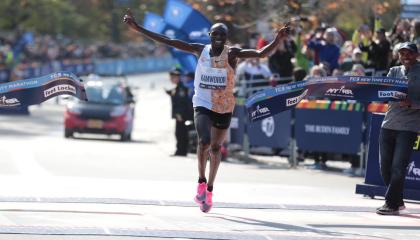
top-left (209, 28), bottom-right (227, 49)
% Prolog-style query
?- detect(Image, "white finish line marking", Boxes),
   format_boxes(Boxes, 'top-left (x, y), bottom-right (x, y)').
top-left (0, 196), bottom-right (417, 213)
top-left (0, 225), bottom-right (376, 240)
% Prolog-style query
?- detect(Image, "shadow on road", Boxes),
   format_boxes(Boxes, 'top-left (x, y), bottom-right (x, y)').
top-left (209, 214), bottom-right (351, 238)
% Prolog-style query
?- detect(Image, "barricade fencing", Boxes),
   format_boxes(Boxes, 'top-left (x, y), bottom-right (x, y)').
top-left (0, 55), bottom-right (176, 84)
top-left (230, 74), bottom-right (386, 171)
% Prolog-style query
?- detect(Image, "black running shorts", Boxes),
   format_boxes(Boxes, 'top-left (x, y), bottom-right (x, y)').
top-left (194, 107), bottom-right (232, 130)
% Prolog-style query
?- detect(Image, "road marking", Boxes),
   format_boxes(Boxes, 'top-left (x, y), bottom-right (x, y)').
top-left (0, 225), bottom-right (381, 240)
top-left (0, 196), bottom-right (418, 213)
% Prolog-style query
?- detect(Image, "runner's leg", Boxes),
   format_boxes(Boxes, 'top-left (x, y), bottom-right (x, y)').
top-left (194, 110), bottom-right (212, 180)
top-left (207, 127), bottom-right (228, 189)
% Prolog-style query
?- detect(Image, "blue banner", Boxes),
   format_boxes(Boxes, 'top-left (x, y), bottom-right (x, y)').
top-left (163, 0), bottom-right (193, 29)
top-left (0, 72), bottom-right (87, 107)
top-left (144, 1), bottom-right (211, 72)
top-left (144, 12), bottom-right (167, 33)
top-left (164, 0), bottom-right (211, 44)
top-left (144, 11), bottom-right (196, 72)
top-left (246, 76), bottom-right (408, 122)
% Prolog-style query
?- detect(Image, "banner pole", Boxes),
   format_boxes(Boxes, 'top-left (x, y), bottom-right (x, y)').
top-left (288, 108), bottom-right (298, 167)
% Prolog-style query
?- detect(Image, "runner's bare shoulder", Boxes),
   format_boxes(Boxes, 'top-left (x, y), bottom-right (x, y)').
top-left (191, 43), bottom-right (206, 56)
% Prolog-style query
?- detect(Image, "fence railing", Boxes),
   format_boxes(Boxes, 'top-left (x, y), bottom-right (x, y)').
top-left (232, 74), bottom-right (372, 171)
top-left (0, 55), bottom-right (176, 83)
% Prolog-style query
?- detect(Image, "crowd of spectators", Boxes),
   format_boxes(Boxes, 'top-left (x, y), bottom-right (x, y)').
top-left (236, 17), bottom-right (420, 88)
top-left (0, 31), bottom-right (166, 82)
top-left (234, 16), bottom-right (420, 173)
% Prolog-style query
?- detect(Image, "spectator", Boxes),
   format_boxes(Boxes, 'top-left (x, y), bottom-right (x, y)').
top-left (268, 37), bottom-right (296, 79)
top-left (376, 42), bottom-right (420, 215)
top-left (308, 65), bottom-right (327, 78)
top-left (166, 68), bottom-right (191, 157)
top-left (411, 19), bottom-right (420, 50)
top-left (293, 67), bottom-right (307, 82)
top-left (332, 69), bottom-right (344, 77)
top-left (359, 28), bottom-right (391, 71)
top-left (256, 34), bottom-right (269, 49)
top-left (305, 64), bottom-right (329, 170)
top-left (236, 58), bottom-right (272, 90)
top-left (390, 19), bottom-right (411, 46)
top-left (351, 64), bottom-right (366, 76)
top-left (340, 48), bottom-right (366, 72)
top-left (183, 72), bottom-right (195, 100)
top-left (308, 28), bottom-right (340, 71)
top-left (352, 24), bottom-right (371, 63)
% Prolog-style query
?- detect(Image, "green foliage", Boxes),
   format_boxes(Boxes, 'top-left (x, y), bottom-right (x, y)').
top-left (0, 0), bottom-right (166, 42)
top-left (0, 0), bottom-right (401, 43)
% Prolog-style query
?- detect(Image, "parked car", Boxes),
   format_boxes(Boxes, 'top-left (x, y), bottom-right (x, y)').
top-left (64, 78), bottom-right (135, 141)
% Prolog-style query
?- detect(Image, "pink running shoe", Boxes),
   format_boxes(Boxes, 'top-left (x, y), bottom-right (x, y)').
top-left (200, 191), bottom-right (213, 213)
top-left (194, 182), bottom-right (207, 204)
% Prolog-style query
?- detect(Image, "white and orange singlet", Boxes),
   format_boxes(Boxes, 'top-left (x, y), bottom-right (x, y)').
top-left (193, 45), bottom-right (236, 113)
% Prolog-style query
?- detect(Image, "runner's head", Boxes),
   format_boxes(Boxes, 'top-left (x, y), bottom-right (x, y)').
top-left (209, 23), bottom-right (228, 48)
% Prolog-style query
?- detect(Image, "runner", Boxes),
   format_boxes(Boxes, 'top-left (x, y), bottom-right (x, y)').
top-left (124, 9), bottom-right (290, 213)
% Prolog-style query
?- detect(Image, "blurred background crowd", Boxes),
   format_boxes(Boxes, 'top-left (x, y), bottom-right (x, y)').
top-left (235, 16), bottom-right (420, 86)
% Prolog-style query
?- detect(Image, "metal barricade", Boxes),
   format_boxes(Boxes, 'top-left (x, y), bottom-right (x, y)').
top-left (233, 75), bottom-right (294, 163)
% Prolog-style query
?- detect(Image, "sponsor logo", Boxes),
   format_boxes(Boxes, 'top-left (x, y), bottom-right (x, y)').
top-left (251, 105), bottom-right (271, 119)
top-left (164, 29), bottom-right (176, 38)
top-left (378, 91), bottom-right (407, 99)
top-left (44, 84), bottom-right (76, 98)
top-left (286, 89), bottom-right (308, 107)
top-left (261, 116), bottom-right (275, 137)
top-left (304, 124), bottom-right (350, 135)
top-left (189, 28), bottom-right (209, 40)
top-left (406, 161), bottom-right (420, 181)
top-left (247, 93), bottom-right (266, 104)
top-left (325, 86), bottom-right (353, 97)
top-left (0, 96), bottom-right (21, 107)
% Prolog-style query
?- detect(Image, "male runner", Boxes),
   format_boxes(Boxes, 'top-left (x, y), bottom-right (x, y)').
top-left (124, 10), bottom-right (290, 213)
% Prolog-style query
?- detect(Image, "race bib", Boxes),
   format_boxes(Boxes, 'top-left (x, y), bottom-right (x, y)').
top-left (198, 66), bottom-right (227, 90)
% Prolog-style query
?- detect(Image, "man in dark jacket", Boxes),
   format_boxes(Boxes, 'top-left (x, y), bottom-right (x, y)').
top-left (376, 42), bottom-right (420, 215)
top-left (167, 69), bottom-right (192, 156)
top-left (359, 28), bottom-right (391, 72)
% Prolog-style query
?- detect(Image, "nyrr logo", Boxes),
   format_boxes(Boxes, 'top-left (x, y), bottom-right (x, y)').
top-left (44, 84), bottom-right (76, 98)
top-left (407, 161), bottom-right (420, 178)
top-left (325, 86), bottom-right (353, 97)
top-left (251, 105), bottom-right (271, 119)
top-left (286, 89), bottom-right (308, 107)
top-left (0, 95), bottom-right (21, 107)
top-left (378, 91), bottom-right (407, 99)
top-left (261, 116), bottom-right (275, 137)
top-left (189, 28), bottom-right (209, 40)
top-left (164, 29), bottom-right (176, 38)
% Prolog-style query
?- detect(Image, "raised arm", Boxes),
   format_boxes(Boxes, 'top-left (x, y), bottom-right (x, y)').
top-left (234, 24), bottom-right (290, 59)
top-left (123, 9), bottom-right (204, 55)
